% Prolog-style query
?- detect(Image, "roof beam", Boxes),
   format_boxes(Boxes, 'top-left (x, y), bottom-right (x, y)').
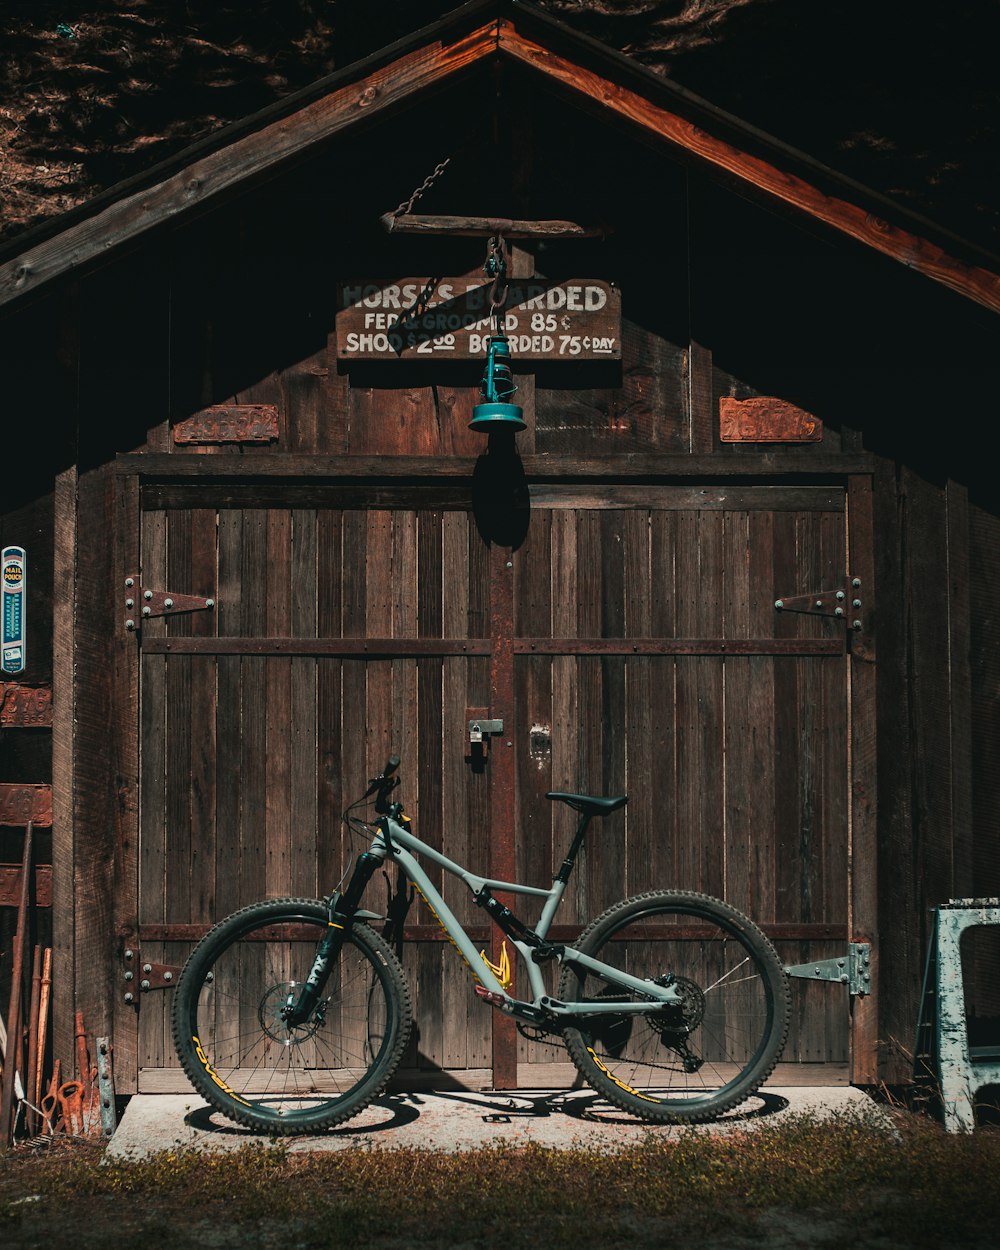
top-left (0, 8), bottom-right (997, 317)
top-left (0, 21), bottom-right (499, 309)
top-left (499, 21), bottom-right (1000, 316)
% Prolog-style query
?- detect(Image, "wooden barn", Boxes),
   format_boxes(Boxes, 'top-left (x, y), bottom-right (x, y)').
top-left (1, 0), bottom-right (998, 1104)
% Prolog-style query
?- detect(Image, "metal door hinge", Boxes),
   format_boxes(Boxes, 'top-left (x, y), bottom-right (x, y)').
top-left (784, 942), bottom-right (871, 997)
top-left (122, 947), bottom-right (181, 1003)
top-left (774, 577), bottom-right (862, 631)
top-left (123, 575), bottom-right (216, 633)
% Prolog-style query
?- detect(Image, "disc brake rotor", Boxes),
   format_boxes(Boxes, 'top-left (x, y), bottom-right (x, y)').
top-left (260, 982), bottom-right (325, 1044)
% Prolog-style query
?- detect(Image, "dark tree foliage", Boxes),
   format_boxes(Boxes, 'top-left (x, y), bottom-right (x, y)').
top-left (0, 1), bottom-right (998, 252)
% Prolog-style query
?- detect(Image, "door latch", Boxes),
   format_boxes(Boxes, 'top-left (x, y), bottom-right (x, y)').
top-left (466, 709), bottom-right (504, 766)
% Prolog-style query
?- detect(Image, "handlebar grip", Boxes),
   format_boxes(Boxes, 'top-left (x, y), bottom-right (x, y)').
top-left (363, 755), bottom-right (401, 799)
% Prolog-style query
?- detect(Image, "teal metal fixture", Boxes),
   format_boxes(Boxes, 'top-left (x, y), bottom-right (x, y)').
top-left (469, 233), bottom-right (525, 433)
top-left (469, 333), bottom-right (526, 432)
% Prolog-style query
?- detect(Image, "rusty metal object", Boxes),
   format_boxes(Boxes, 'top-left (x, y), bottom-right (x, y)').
top-left (0, 862), bottom-right (51, 907)
top-left (173, 404), bottom-right (279, 445)
top-left (0, 785), bottom-right (52, 828)
top-left (57, 1080), bottom-right (86, 1137)
top-left (95, 1038), bottom-right (117, 1138)
top-left (0, 683), bottom-right (52, 727)
top-left (40, 1059), bottom-right (61, 1135)
top-left (0, 821), bottom-right (32, 1147)
top-left (719, 395), bottom-right (823, 442)
top-left (24, 946), bottom-right (41, 1136)
top-left (122, 949), bottom-right (182, 1002)
top-left (73, 1013), bottom-right (102, 1135)
top-left (34, 949), bottom-right (51, 1118)
top-left (774, 578), bottom-right (863, 630)
top-left (123, 575), bottom-right (216, 633)
top-left (74, 1012), bottom-right (91, 1104)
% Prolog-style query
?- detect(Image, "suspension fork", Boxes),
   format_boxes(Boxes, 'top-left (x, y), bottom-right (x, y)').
top-left (283, 848), bottom-right (385, 1027)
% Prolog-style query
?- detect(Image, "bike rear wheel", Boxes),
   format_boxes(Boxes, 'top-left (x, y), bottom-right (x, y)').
top-left (559, 891), bottom-right (790, 1123)
top-left (172, 898), bottom-right (411, 1134)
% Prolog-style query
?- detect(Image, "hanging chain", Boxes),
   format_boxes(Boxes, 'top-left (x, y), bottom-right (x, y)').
top-left (388, 155), bottom-right (453, 219)
top-left (485, 233), bottom-right (508, 335)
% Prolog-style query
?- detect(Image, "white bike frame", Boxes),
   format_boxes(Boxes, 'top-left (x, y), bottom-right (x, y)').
top-left (369, 815), bottom-right (681, 1016)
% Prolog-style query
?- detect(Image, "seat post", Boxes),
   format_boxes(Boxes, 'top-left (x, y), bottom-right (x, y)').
top-left (555, 812), bottom-right (592, 885)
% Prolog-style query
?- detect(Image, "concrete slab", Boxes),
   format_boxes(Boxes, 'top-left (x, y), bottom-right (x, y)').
top-left (107, 1085), bottom-right (888, 1158)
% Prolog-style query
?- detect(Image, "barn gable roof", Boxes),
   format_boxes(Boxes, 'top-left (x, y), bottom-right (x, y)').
top-left (2, 0), bottom-right (998, 315)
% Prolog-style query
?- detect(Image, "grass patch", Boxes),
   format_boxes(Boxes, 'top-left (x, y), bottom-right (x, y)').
top-left (2, 1107), bottom-right (999, 1249)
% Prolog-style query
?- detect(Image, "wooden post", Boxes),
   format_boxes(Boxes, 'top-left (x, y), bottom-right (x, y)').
top-left (848, 475), bottom-right (878, 1083)
top-left (489, 540), bottom-right (518, 1090)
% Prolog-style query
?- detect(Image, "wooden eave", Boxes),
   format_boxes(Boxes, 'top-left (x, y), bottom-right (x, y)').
top-left (1, 0), bottom-right (998, 315)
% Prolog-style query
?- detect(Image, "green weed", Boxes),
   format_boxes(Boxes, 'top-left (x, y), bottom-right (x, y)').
top-left (1, 1107), bottom-right (998, 1249)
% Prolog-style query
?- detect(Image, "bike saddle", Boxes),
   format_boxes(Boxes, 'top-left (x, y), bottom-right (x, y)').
top-left (545, 792), bottom-right (628, 816)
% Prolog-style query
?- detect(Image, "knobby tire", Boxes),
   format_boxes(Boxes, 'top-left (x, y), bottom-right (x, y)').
top-left (171, 898), bottom-right (411, 1134)
top-left (559, 890), bottom-right (790, 1123)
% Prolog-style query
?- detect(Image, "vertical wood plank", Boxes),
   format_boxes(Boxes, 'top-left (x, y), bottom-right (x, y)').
top-left (214, 510), bottom-right (243, 922)
top-left (847, 474), bottom-right (878, 1083)
top-left (489, 540), bottom-right (517, 1088)
top-left (239, 511), bottom-right (267, 912)
top-left (189, 508), bottom-right (218, 925)
top-left (291, 509), bottom-right (318, 898)
top-left (266, 511), bottom-right (292, 899)
top-left (316, 510), bottom-right (345, 899)
top-left (747, 511), bottom-right (777, 927)
top-left (688, 340), bottom-right (715, 454)
top-left (946, 482), bottom-right (974, 897)
top-left (137, 503), bottom-right (167, 1073)
top-left (51, 468), bottom-right (77, 1077)
top-left (165, 510), bottom-right (193, 925)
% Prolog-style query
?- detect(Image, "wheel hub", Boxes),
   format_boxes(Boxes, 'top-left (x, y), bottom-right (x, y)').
top-left (261, 982), bottom-right (324, 1044)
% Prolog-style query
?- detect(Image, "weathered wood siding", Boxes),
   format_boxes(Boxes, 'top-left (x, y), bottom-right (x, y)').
top-left (2, 63), bottom-right (997, 1091)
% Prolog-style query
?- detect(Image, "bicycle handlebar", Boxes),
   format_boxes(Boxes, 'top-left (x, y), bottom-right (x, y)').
top-left (363, 755), bottom-right (401, 814)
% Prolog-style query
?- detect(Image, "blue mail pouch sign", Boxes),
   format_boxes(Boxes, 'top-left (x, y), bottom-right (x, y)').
top-left (2, 546), bottom-right (26, 674)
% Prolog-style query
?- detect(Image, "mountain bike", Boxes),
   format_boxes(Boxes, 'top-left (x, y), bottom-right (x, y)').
top-left (172, 756), bottom-right (791, 1134)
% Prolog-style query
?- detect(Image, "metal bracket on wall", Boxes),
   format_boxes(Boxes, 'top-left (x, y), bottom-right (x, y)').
top-left (774, 577), bottom-right (863, 631)
top-left (122, 948), bottom-right (181, 1003)
top-left (123, 575), bottom-right (216, 634)
top-left (784, 942), bottom-right (871, 997)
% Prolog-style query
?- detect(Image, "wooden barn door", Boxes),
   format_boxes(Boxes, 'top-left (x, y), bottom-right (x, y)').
top-left (130, 481), bottom-right (504, 1090)
top-left (511, 482), bottom-right (859, 1082)
top-left (123, 473), bottom-right (870, 1090)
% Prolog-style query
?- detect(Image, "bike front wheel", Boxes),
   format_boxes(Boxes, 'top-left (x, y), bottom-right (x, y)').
top-left (172, 898), bottom-right (412, 1134)
top-left (558, 891), bottom-right (790, 1123)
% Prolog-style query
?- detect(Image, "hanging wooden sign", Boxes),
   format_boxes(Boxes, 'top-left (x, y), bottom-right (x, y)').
top-left (2, 546), bottom-right (26, 675)
top-left (337, 278), bottom-right (621, 361)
